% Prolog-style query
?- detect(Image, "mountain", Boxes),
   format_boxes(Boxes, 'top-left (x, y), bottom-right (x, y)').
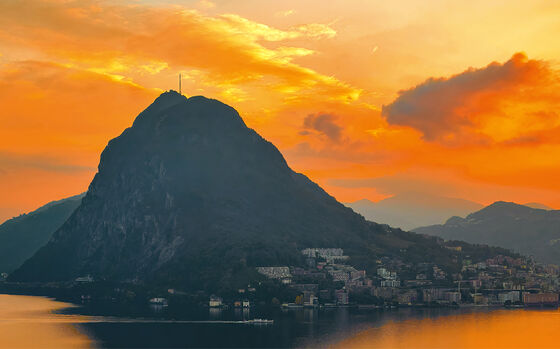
top-left (0, 194), bottom-right (84, 273)
top-left (346, 193), bottom-right (483, 231)
top-left (414, 201), bottom-right (560, 264)
top-left (10, 91), bottom-right (503, 291)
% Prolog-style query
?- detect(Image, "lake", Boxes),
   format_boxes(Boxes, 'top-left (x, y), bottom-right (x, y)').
top-left (1, 294), bottom-right (559, 348)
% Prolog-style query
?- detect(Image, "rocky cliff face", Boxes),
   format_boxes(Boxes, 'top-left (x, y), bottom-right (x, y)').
top-left (11, 91), bottom-right (463, 290)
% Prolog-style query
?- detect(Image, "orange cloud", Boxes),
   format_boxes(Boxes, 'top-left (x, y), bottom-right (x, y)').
top-left (2, 0), bottom-right (560, 221)
top-left (0, 0), bottom-right (355, 105)
top-left (382, 53), bottom-right (560, 145)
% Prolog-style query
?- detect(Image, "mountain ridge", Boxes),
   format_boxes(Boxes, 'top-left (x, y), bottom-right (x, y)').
top-left (414, 201), bottom-right (560, 264)
top-left (0, 194), bottom-right (84, 273)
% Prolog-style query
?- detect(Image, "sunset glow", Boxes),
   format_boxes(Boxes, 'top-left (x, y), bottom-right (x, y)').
top-left (2, 0), bottom-right (560, 220)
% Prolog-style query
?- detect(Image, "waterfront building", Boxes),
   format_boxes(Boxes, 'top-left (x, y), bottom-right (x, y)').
top-left (498, 291), bottom-right (521, 304)
top-left (523, 293), bottom-right (559, 306)
top-left (335, 289), bottom-right (349, 305)
top-left (209, 296), bottom-right (223, 307)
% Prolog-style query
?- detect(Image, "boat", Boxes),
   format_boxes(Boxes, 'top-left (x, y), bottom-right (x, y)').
top-left (245, 318), bottom-right (274, 325)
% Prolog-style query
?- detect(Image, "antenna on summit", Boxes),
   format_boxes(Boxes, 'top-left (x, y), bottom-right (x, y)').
top-left (178, 73), bottom-right (182, 95)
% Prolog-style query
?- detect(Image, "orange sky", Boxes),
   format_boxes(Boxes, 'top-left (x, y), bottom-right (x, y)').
top-left (1, 0), bottom-right (560, 221)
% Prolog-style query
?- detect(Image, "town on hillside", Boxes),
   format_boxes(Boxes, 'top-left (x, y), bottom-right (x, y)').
top-left (239, 246), bottom-right (560, 309)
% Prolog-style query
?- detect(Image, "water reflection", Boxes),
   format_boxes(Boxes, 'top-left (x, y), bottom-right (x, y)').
top-left (0, 294), bottom-right (94, 348)
top-left (208, 307), bottom-right (222, 319)
top-left (332, 308), bottom-right (560, 349)
top-left (2, 294), bottom-right (559, 348)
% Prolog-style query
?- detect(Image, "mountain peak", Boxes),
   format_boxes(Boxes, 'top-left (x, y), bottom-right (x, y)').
top-left (131, 92), bottom-right (246, 133)
top-left (10, 94), bottom-right (471, 293)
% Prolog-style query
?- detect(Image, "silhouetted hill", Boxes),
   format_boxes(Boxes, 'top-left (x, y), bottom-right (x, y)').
top-left (346, 193), bottom-right (483, 230)
top-left (10, 91), bottom-right (510, 291)
top-left (0, 194), bottom-right (83, 273)
top-left (414, 201), bottom-right (560, 264)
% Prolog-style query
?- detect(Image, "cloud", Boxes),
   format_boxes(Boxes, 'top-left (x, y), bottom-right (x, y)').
top-left (382, 53), bottom-right (560, 144)
top-left (275, 10), bottom-right (295, 17)
top-left (0, 152), bottom-right (95, 173)
top-left (327, 168), bottom-right (560, 207)
top-left (196, 0), bottom-right (216, 10)
top-left (295, 23), bottom-right (337, 39)
top-left (0, 0), bottom-right (354, 104)
top-left (0, 60), bottom-right (159, 178)
top-left (303, 113), bottom-right (343, 142)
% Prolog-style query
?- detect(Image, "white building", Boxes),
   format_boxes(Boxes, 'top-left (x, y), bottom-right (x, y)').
top-left (499, 291), bottom-right (520, 303)
top-left (257, 267), bottom-right (291, 279)
top-left (381, 279), bottom-right (401, 288)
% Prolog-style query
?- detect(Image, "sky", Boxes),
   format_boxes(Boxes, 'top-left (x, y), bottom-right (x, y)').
top-left (1, 0), bottom-right (560, 221)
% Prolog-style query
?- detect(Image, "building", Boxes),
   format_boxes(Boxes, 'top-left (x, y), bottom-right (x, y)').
top-left (302, 290), bottom-right (315, 304)
top-left (381, 279), bottom-right (401, 288)
top-left (373, 287), bottom-right (395, 300)
top-left (305, 294), bottom-right (318, 307)
top-left (472, 293), bottom-right (487, 305)
top-left (498, 291), bottom-right (520, 304)
top-left (422, 288), bottom-right (446, 303)
top-left (443, 291), bottom-right (461, 303)
top-left (301, 248), bottom-right (347, 261)
top-left (523, 293), bottom-right (559, 306)
top-left (377, 268), bottom-right (397, 280)
top-left (330, 270), bottom-right (350, 282)
top-left (256, 266), bottom-right (291, 279)
top-left (149, 298), bottom-right (168, 306)
top-left (470, 279), bottom-right (482, 288)
top-left (243, 300), bottom-right (251, 308)
top-left (319, 289), bottom-right (332, 301)
top-left (351, 270), bottom-right (367, 280)
top-left (209, 296), bottom-right (223, 307)
top-left (397, 290), bottom-right (418, 304)
top-left (335, 289), bottom-right (349, 305)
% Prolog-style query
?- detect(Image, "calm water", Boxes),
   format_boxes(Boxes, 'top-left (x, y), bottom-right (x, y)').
top-left (1, 294), bottom-right (560, 348)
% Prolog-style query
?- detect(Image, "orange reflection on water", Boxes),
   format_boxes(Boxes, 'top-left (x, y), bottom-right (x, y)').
top-left (0, 294), bottom-right (94, 348)
top-left (333, 309), bottom-right (560, 349)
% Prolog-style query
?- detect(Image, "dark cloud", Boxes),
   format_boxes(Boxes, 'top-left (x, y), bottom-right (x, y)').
top-left (382, 53), bottom-right (555, 143)
top-left (302, 113), bottom-right (342, 142)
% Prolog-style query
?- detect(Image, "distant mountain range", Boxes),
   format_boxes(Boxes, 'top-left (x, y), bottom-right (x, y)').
top-left (523, 202), bottom-right (553, 210)
top-left (0, 194), bottom-right (83, 273)
top-left (9, 91), bottom-right (507, 291)
top-left (414, 202), bottom-right (560, 264)
top-left (346, 193), bottom-right (483, 231)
